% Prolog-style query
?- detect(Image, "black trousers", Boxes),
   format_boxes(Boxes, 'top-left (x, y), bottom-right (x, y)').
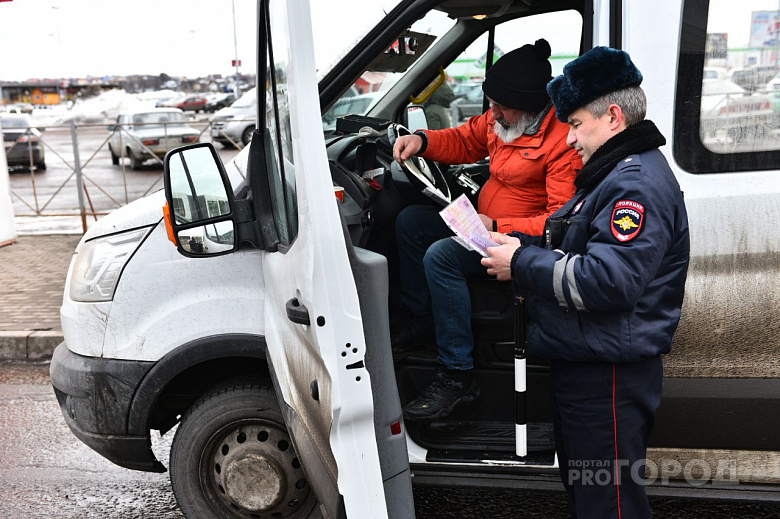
top-left (550, 356), bottom-right (663, 519)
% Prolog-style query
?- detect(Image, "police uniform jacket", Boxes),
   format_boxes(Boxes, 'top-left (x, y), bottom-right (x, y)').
top-left (509, 120), bottom-right (690, 363)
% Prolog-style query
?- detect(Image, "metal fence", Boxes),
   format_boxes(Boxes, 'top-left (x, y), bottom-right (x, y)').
top-left (3, 116), bottom-right (253, 233)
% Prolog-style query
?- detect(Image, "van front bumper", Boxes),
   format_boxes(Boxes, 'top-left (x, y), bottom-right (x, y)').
top-left (49, 343), bottom-right (165, 473)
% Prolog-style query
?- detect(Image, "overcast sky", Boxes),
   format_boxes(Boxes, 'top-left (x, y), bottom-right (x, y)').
top-left (0, 0), bottom-right (397, 82)
top-left (1, 0), bottom-right (775, 83)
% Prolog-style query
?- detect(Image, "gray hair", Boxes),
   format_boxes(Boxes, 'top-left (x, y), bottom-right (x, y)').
top-left (582, 86), bottom-right (647, 127)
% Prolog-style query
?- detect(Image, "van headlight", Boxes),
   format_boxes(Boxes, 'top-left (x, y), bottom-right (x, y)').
top-left (69, 228), bottom-right (150, 302)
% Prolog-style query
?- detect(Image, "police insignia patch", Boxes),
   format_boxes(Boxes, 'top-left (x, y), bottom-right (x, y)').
top-left (611, 200), bottom-right (644, 242)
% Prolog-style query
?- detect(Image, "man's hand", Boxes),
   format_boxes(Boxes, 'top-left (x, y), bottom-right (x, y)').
top-left (478, 214), bottom-right (494, 231)
top-left (482, 234), bottom-right (521, 281)
top-left (393, 134), bottom-right (423, 164)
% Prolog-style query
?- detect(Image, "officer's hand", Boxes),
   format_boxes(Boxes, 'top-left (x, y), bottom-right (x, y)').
top-left (482, 234), bottom-right (521, 281)
top-left (393, 134), bottom-right (423, 164)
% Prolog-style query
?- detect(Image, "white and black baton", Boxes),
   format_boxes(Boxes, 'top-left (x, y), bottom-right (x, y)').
top-left (515, 295), bottom-right (527, 457)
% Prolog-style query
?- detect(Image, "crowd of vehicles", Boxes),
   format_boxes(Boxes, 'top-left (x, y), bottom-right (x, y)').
top-left (50, 0), bottom-right (780, 518)
top-left (210, 87), bottom-right (257, 147)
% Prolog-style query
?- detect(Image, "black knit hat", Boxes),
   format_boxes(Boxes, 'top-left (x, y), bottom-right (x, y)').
top-left (547, 46), bottom-right (643, 122)
top-left (481, 39), bottom-right (552, 112)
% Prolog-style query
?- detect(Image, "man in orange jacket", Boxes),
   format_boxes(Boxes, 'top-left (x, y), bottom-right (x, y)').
top-left (392, 39), bottom-right (582, 421)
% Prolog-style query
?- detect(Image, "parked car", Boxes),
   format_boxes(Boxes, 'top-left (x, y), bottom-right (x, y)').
top-left (205, 93), bottom-right (236, 112)
top-left (699, 79), bottom-right (774, 142)
top-left (210, 87), bottom-right (256, 148)
top-left (1, 103), bottom-right (34, 115)
top-left (450, 83), bottom-right (485, 123)
top-left (321, 92), bottom-right (382, 130)
top-left (174, 96), bottom-right (208, 112)
top-left (108, 108), bottom-right (199, 169)
top-left (1, 114), bottom-right (45, 171)
top-left (451, 81), bottom-right (481, 100)
top-left (702, 66), bottom-right (728, 81)
top-left (155, 95), bottom-right (183, 108)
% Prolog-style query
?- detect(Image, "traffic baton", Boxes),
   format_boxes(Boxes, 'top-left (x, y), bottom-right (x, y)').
top-left (515, 295), bottom-right (527, 457)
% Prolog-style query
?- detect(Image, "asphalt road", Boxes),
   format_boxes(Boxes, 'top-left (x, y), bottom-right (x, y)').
top-left (2, 362), bottom-right (780, 518)
top-left (7, 119), bottom-right (240, 234)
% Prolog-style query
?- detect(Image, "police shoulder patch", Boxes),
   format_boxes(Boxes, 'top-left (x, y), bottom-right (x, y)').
top-left (611, 200), bottom-right (644, 242)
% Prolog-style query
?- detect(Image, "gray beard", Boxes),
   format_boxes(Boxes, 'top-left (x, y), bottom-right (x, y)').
top-left (494, 112), bottom-right (535, 143)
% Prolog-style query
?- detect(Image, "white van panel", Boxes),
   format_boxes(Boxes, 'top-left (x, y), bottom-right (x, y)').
top-left (102, 223), bottom-right (266, 361)
top-left (627, 0), bottom-right (780, 259)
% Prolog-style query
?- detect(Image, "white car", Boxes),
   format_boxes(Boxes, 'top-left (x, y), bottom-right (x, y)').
top-left (108, 108), bottom-right (200, 169)
top-left (210, 88), bottom-right (256, 148)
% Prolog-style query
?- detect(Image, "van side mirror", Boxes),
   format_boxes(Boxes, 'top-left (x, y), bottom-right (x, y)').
top-left (404, 104), bottom-right (429, 132)
top-left (163, 142), bottom-right (236, 257)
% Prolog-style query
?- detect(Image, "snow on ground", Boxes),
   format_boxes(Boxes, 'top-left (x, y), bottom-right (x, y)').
top-left (30, 89), bottom-right (173, 128)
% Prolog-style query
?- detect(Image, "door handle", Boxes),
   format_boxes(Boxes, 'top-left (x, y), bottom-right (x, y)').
top-left (286, 297), bottom-right (311, 325)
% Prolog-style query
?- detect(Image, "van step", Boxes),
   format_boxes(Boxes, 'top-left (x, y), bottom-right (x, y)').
top-left (408, 421), bottom-right (555, 454)
top-left (425, 447), bottom-right (556, 466)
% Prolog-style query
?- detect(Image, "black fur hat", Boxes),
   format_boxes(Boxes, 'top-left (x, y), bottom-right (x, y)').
top-left (547, 46), bottom-right (643, 122)
top-left (481, 39), bottom-right (552, 112)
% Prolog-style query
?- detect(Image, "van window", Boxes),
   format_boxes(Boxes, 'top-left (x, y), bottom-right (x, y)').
top-left (675, 0), bottom-right (780, 173)
top-left (449, 10), bottom-right (582, 126)
top-left (264, 0), bottom-right (298, 245)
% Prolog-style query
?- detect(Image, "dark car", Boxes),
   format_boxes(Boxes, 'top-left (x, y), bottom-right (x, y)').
top-left (175, 96), bottom-right (208, 112)
top-left (205, 93), bottom-right (236, 112)
top-left (1, 114), bottom-right (45, 171)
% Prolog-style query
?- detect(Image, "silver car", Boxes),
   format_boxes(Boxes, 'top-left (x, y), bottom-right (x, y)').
top-left (108, 108), bottom-right (200, 169)
top-left (210, 88), bottom-right (256, 148)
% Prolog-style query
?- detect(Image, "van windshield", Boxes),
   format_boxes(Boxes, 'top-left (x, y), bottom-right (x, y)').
top-left (311, 1), bottom-right (403, 79)
top-left (320, 8), bottom-right (456, 130)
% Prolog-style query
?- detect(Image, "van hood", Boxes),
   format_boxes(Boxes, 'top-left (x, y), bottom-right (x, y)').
top-left (82, 190), bottom-right (165, 242)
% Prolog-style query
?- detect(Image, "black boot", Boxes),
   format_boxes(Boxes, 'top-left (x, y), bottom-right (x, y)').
top-left (403, 369), bottom-right (479, 421)
top-left (390, 312), bottom-right (436, 358)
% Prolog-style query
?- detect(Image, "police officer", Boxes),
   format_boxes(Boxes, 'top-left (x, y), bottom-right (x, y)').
top-left (482, 47), bottom-right (690, 518)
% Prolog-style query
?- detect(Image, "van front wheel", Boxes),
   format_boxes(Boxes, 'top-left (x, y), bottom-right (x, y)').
top-left (170, 384), bottom-right (320, 519)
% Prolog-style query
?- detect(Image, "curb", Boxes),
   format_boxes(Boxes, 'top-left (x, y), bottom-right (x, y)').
top-left (0, 331), bottom-right (62, 361)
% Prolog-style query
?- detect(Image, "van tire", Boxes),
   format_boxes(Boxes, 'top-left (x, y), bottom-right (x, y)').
top-left (170, 384), bottom-right (321, 519)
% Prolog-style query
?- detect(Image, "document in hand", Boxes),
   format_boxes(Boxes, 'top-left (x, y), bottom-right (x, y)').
top-left (439, 194), bottom-right (500, 257)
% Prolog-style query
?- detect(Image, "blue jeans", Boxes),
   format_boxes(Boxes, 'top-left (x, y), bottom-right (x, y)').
top-left (396, 205), bottom-right (489, 370)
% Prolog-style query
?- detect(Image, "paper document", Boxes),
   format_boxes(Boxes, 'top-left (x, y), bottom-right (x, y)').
top-left (439, 194), bottom-right (500, 257)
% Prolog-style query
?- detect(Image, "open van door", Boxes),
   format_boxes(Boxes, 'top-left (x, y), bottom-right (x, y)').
top-left (252, 1), bottom-right (408, 517)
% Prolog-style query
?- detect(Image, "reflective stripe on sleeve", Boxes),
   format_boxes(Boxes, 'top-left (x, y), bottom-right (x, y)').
top-left (553, 254), bottom-right (569, 308)
top-left (565, 254), bottom-right (588, 311)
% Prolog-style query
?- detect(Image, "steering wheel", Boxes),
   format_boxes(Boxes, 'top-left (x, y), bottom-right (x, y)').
top-left (387, 123), bottom-right (451, 206)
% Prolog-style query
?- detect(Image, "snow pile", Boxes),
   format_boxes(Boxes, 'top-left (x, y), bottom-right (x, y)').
top-left (39, 90), bottom-right (158, 126)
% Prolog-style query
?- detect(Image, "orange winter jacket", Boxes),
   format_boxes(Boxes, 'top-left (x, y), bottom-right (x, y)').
top-left (421, 107), bottom-right (581, 236)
